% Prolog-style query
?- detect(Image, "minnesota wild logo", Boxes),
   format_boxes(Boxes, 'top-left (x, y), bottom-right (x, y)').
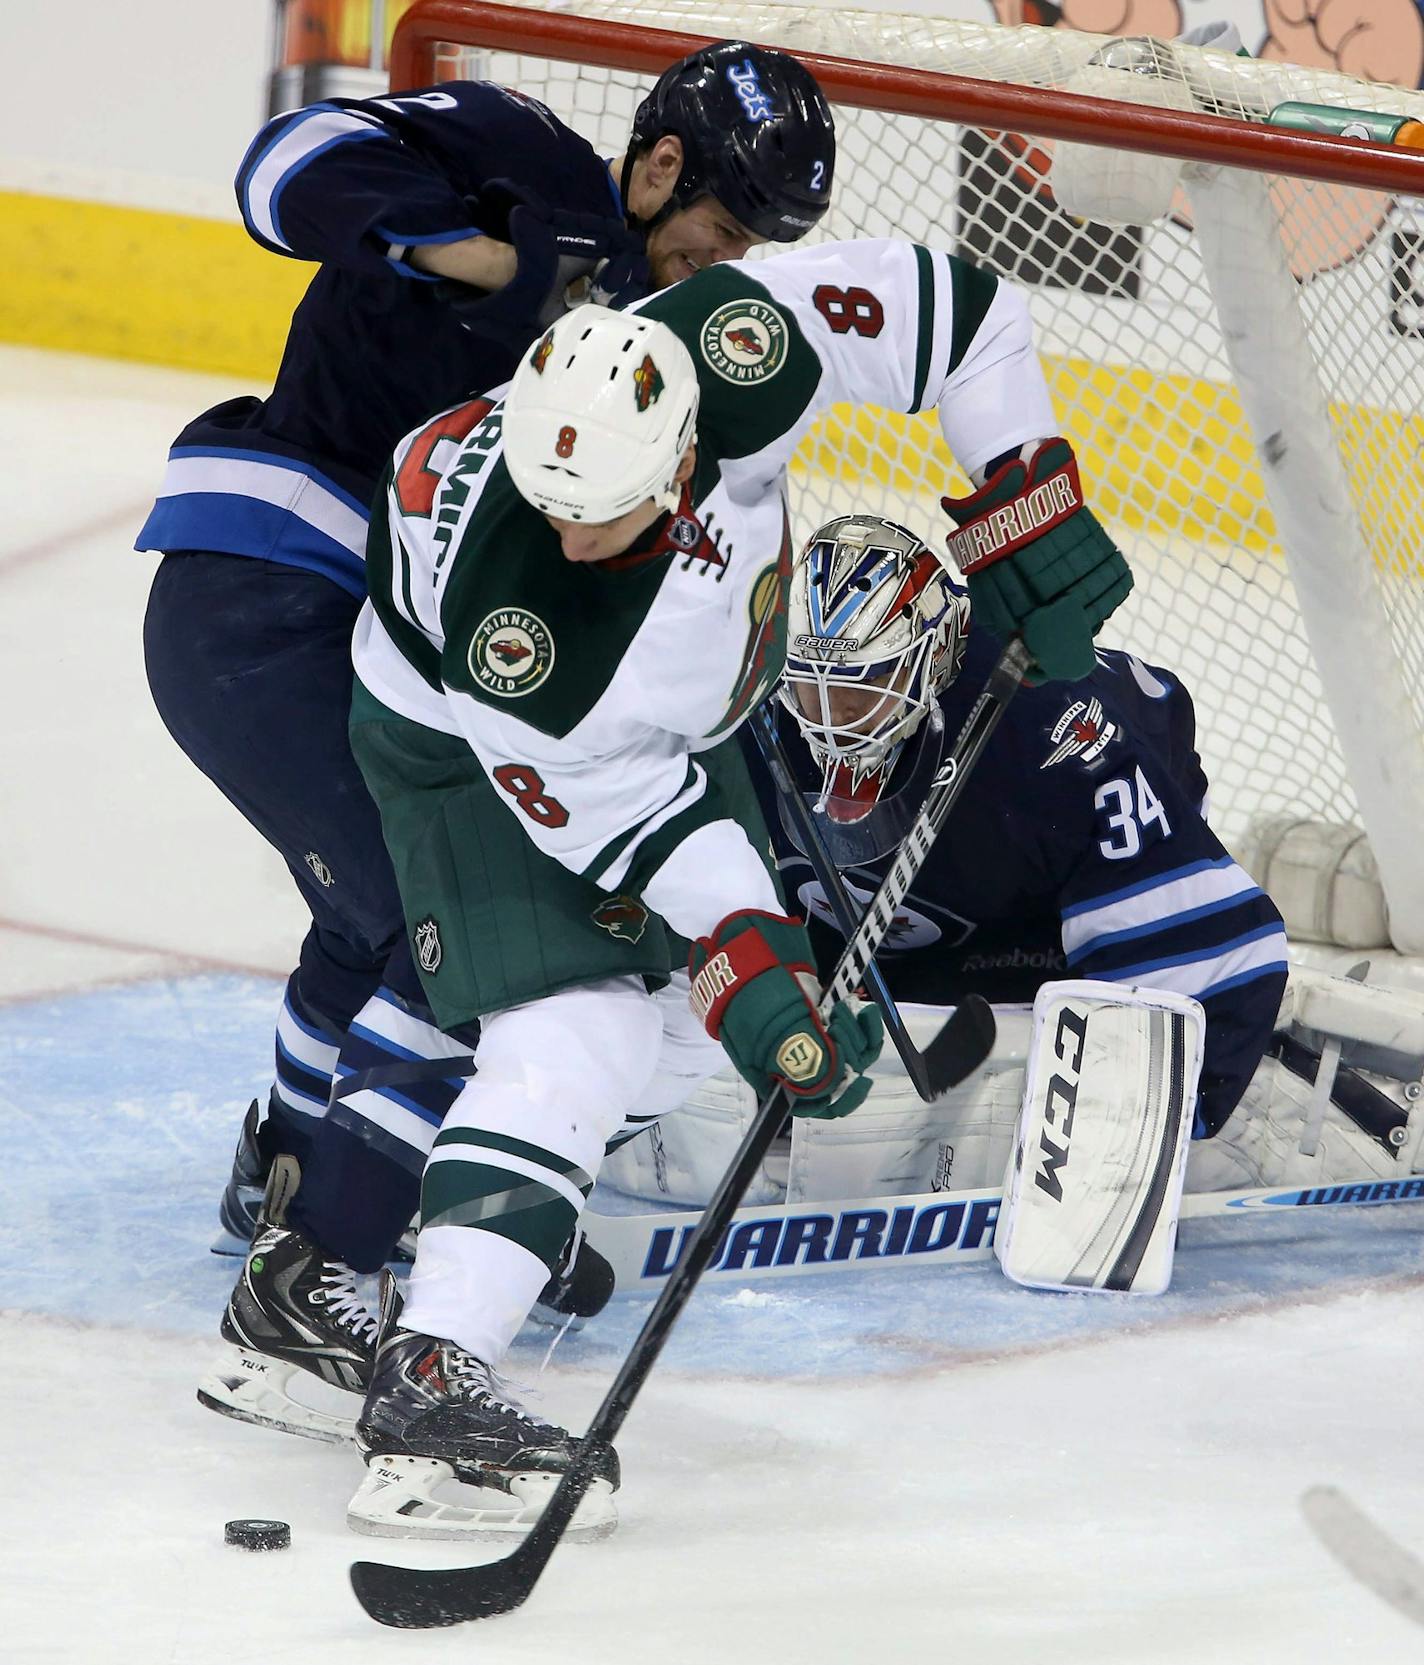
top-left (469, 608), bottom-right (555, 699)
top-left (530, 329), bottom-right (555, 375)
top-left (591, 894), bottom-right (649, 943)
top-left (700, 297), bottom-right (788, 385)
top-left (632, 353), bottom-right (664, 412)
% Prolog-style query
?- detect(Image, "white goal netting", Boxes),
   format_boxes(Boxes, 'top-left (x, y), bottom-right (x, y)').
top-left (406, 2), bottom-right (1424, 950)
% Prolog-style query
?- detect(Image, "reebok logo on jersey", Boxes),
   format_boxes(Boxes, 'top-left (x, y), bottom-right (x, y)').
top-left (469, 608), bottom-right (555, 699)
top-left (1041, 698), bottom-right (1117, 769)
top-left (303, 851), bottom-right (334, 887)
top-left (700, 298), bottom-right (788, 385)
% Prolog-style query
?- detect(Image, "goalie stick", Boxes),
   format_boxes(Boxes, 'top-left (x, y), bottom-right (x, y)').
top-left (348, 636), bottom-right (1028, 1629)
top-left (580, 1171), bottom-right (1424, 1289)
top-left (751, 701), bottom-right (964, 1102)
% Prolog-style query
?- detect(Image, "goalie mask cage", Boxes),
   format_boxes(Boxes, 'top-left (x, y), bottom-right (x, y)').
top-left (392, 0), bottom-right (1424, 955)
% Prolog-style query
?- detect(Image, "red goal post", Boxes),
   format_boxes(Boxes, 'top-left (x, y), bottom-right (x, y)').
top-left (389, 0), bottom-right (1424, 960)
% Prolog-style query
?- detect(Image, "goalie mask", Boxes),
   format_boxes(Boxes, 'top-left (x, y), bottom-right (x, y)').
top-left (503, 306), bottom-right (700, 523)
top-left (780, 514), bottom-right (970, 829)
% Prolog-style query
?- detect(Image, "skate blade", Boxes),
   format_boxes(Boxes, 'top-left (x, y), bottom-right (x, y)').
top-left (197, 1346), bottom-right (361, 1446)
top-left (209, 1228), bottom-right (249, 1258)
top-left (346, 1454), bottom-right (618, 1542)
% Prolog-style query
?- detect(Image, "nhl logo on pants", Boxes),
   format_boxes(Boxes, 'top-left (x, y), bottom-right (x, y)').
top-left (413, 916), bottom-right (443, 974)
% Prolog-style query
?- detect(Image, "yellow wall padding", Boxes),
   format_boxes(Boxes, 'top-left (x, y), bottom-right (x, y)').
top-left (0, 191), bottom-right (309, 379)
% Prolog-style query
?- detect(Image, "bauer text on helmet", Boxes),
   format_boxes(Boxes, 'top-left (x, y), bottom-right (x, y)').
top-left (504, 307), bottom-right (701, 528)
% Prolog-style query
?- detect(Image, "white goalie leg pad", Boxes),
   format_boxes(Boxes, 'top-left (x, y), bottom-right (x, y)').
top-left (597, 1002), bottom-right (1036, 1208)
top-left (1187, 965), bottom-right (1424, 1191)
top-left (787, 1003), bottom-right (1032, 1202)
top-left (996, 980), bottom-right (1205, 1296)
top-left (596, 1065), bottom-right (789, 1207)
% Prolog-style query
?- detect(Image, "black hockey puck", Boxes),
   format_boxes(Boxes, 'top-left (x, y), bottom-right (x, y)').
top-left (224, 1519), bottom-right (291, 1552)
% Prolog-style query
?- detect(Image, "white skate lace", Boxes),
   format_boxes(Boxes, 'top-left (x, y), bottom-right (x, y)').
top-left (315, 1264), bottom-right (378, 1345)
top-left (443, 1349), bottom-right (544, 1425)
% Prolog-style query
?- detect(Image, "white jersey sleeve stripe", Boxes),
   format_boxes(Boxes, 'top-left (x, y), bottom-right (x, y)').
top-left (1062, 859), bottom-right (1264, 960)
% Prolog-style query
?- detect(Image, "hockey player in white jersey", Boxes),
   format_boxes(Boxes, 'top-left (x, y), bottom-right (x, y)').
top-left (332, 235), bottom-right (1134, 1536)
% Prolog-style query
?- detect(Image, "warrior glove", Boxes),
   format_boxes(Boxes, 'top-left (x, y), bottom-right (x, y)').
top-left (688, 911), bottom-right (883, 1119)
top-left (941, 437), bottom-right (1132, 683)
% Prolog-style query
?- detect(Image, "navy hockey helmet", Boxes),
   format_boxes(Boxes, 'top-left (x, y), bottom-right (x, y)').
top-left (629, 41), bottom-right (835, 242)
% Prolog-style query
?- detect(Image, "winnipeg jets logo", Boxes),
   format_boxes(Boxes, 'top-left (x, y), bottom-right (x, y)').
top-left (726, 59), bottom-right (775, 122)
top-left (632, 353), bottom-right (664, 411)
top-left (1041, 698), bottom-right (1117, 769)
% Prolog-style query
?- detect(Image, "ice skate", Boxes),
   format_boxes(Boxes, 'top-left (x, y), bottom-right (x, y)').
top-left (210, 1098), bottom-right (269, 1255)
top-left (348, 1272), bottom-right (619, 1541)
top-left (197, 1155), bottom-right (378, 1444)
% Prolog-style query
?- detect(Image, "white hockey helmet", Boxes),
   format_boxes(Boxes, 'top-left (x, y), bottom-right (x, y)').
top-left (780, 514), bottom-right (971, 823)
top-left (502, 305), bottom-right (700, 523)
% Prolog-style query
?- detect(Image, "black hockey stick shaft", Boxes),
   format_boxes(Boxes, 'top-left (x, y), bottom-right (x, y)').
top-left (350, 636), bottom-right (1029, 1629)
top-left (752, 702), bottom-right (946, 1101)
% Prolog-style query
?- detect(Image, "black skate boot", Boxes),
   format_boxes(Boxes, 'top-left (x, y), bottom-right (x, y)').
top-left (348, 1272), bottom-right (619, 1540)
top-left (197, 1155), bottom-right (378, 1444)
top-left (213, 1098), bottom-right (269, 1253)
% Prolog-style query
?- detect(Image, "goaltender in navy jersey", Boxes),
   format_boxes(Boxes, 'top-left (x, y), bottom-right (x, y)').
top-left (136, 84), bottom-right (624, 596)
top-left (765, 627), bottom-right (1290, 1135)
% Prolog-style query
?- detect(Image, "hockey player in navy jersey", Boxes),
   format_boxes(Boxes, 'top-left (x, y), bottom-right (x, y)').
top-left (770, 511), bottom-right (1288, 1140)
top-left (138, 45), bottom-right (834, 1345)
top-left (603, 508), bottom-right (1292, 1287)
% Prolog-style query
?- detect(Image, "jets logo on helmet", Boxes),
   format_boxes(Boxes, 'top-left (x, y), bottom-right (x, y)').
top-left (726, 58), bottom-right (775, 123)
top-left (627, 40), bottom-right (835, 243)
top-left (781, 515), bottom-right (970, 824)
top-left (632, 354), bottom-right (665, 412)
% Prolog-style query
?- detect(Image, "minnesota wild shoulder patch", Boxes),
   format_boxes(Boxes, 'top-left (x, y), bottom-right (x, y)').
top-left (699, 298), bottom-right (788, 385)
top-left (469, 608), bottom-right (555, 699)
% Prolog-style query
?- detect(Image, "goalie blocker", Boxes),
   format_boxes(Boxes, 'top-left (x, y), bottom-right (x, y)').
top-left (994, 980), bottom-right (1204, 1296)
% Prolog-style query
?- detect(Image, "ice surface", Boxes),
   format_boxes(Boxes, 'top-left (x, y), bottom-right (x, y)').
top-left (3, 346), bottom-right (1424, 1662)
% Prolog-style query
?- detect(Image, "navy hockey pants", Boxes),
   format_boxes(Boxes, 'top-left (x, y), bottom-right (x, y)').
top-left (143, 551), bottom-right (442, 1267)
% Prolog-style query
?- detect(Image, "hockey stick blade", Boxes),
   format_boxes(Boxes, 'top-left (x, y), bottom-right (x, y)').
top-left (351, 1521), bottom-right (564, 1627)
top-left (923, 993), bottom-right (996, 1092)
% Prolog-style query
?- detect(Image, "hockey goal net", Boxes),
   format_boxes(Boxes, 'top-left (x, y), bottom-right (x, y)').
top-left (392, 0), bottom-right (1424, 956)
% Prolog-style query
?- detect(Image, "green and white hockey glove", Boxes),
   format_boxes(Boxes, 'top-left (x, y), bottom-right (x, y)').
top-left (941, 436), bottom-right (1132, 683)
top-left (687, 911), bottom-right (883, 1119)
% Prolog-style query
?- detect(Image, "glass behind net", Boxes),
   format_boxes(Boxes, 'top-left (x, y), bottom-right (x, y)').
top-left (424, 12), bottom-right (1424, 871)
